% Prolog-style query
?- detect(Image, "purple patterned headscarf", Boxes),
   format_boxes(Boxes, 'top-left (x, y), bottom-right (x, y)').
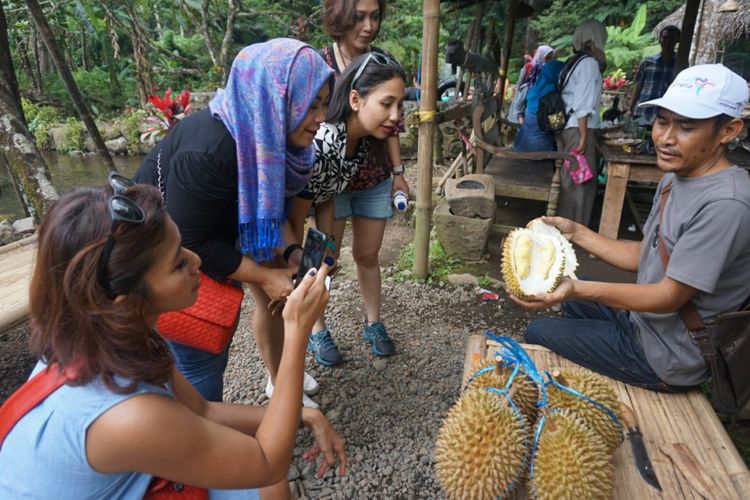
top-left (209, 38), bottom-right (334, 262)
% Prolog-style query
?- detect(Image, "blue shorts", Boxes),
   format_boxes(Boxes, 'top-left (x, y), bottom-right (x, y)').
top-left (334, 177), bottom-right (393, 220)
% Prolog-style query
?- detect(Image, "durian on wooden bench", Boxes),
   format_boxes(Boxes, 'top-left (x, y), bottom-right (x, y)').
top-left (460, 335), bottom-right (750, 499)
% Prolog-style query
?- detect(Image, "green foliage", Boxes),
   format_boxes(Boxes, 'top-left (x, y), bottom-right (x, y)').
top-left (60, 117), bottom-right (85, 153)
top-left (21, 100), bottom-right (62, 149)
top-left (530, 0), bottom-right (682, 50)
top-left (122, 110), bottom-right (146, 155)
top-left (20, 98), bottom-right (39, 123)
top-left (478, 275), bottom-right (494, 289)
top-left (604, 5), bottom-right (659, 73)
top-left (392, 230), bottom-right (463, 284)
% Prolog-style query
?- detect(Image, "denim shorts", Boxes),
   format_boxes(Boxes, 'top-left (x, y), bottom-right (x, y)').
top-left (334, 177), bottom-right (393, 220)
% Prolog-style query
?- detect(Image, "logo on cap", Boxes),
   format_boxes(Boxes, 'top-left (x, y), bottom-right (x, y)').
top-left (690, 77), bottom-right (716, 95)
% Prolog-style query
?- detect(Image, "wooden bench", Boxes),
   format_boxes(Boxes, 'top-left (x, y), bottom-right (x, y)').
top-left (0, 235), bottom-right (36, 332)
top-left (470, 98), bottom-right (577, 218)
top-left (462, 335), bottom-right (750, 499)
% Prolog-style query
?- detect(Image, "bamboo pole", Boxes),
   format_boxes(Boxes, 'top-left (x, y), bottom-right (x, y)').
top-left (495, 0), bottom-right (520, 113)
top-left (413, 0), bottom-right (440, 280)
top-left (677, 0), bottom-right (701, 72)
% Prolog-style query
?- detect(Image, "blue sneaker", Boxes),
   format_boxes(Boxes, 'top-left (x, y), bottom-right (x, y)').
top-left (362, 321), bottom-right (395, 356)
top-left (308, 329), bottom-right (343, 366)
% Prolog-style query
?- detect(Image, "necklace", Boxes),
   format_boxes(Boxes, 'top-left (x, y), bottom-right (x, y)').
top-left (335, 42), bottom-right (367, 70)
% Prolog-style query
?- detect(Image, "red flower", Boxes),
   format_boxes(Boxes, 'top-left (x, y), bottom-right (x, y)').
top-left (147, 88), bottom-right (191, 129)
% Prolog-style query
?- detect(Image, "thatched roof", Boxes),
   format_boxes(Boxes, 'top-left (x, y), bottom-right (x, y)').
top-left (654, 1), bottom-right (750, 45)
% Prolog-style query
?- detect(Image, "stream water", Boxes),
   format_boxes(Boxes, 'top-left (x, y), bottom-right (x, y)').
top-left (0, 152), bottom-right (144, 220)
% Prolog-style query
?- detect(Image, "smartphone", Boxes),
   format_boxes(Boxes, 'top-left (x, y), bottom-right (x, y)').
top-left (295, 227), bottom-right (328, 288)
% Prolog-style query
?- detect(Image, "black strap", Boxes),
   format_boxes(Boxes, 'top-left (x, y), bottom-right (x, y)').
top-left (558, 53), bottom-right (591, 92)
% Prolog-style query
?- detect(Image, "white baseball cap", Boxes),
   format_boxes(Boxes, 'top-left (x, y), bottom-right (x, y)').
top-left (639, 64), bottom-right (749, 119)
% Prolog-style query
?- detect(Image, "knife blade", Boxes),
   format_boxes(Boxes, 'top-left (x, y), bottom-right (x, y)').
top-left (621, 403), bottom-right (662, 492)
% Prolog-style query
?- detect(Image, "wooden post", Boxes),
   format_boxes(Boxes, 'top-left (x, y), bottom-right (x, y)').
top-left (495, 0), bottom-right (520, 112)
top-left (598, 162), bottom-right (630, 240)
top-left (676, 0), bottom-right (701, 72)
top-left (413, 0), bottom-right (440, 280)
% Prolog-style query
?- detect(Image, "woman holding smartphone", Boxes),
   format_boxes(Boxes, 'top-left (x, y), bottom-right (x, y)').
top-left (0, 182), bottom-right (345, 499)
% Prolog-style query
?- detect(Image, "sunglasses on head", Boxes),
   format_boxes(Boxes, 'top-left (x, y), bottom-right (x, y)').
top-left (98, 173), bottom-right (146, 298)
top-left (350, 52), bottom-right (399, 90)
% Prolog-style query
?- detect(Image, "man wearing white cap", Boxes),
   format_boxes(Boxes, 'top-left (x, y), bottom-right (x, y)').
top-left (512, 64), bottom-right (750, 392)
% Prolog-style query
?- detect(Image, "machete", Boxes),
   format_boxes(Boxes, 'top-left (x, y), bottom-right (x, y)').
top-left (621, 403), bottom-right (662, 491)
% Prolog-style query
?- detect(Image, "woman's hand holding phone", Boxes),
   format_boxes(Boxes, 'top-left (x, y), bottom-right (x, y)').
top-left (283, 261), bottom-right (331, 347)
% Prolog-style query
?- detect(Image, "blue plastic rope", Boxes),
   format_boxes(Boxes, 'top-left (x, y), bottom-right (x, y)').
top-left (529, 412), bottom-right (547, 483)
top-left (484, 332), bottom-right (544, 385)
top-left (482, 385), bottom-right (530, 498)
top-left (541, 370), bottom-right (623, 440)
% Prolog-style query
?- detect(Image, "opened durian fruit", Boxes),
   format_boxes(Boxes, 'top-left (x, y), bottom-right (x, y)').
top-left (502, 220), bottom-right (578, 300)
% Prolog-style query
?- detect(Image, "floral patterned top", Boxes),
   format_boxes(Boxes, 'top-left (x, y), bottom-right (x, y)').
top-left (299, 121), bottom-right (369, 203)
top-left (319, 44), bottom-right (403, 191)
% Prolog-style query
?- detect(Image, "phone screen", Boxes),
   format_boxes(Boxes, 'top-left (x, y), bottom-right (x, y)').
top-left (295, 228), bottom-right (328, 288)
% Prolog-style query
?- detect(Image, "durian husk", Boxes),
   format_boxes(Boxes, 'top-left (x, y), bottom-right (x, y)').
top-left (531, 408), bottom-right (614, 500)
top-left (546, 367), bottom-right (622, 454)
top-left (465, 357), bottom-right (539, 424)
top-left (501, 229), bottom-right (565, 301)
top-left (436, 389), bottom-right (530, 500)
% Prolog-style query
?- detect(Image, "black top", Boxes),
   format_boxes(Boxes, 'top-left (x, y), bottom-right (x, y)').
top-left (133, 108), bottom-right (242, 278)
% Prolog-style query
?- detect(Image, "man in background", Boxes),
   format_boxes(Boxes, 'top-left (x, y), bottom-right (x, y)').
top-left (628, 25), bottom-right (680, 123)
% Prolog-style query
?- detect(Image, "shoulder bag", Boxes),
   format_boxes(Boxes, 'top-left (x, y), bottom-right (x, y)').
top-left (152, 149), bottom-right (244, 354)
top-left (657, 182), bottom-right (750, 414)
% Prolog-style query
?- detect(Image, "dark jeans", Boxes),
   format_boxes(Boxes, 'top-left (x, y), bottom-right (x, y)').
top-left (524, 300), bottom-right (689, 393)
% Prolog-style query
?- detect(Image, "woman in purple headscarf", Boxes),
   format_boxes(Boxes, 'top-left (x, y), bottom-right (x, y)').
top-left (134, 39), bottom-right (334, 409)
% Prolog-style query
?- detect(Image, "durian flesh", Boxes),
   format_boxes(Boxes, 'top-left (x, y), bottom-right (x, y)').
top-left (502, 221), bottom-right (577, 300)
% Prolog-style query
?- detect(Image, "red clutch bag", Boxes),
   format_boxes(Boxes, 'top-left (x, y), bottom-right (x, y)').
top-left (156, 273), bottom-right (244, 354)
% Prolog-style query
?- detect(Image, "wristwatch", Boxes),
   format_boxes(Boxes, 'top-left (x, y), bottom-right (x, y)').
top-left (392, 164), bottom-right (405, 175)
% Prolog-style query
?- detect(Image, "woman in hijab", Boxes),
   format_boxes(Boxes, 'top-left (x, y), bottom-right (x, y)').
top-left (513, 45), bottom-right (562, 151)
top-left (556, 19), bottom-right (607, 226)
top-left (133, 38), bottom-right (334, 408)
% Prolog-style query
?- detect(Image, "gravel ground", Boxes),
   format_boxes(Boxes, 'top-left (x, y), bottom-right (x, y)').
top-left (0, 214), bottom-right (547, 499)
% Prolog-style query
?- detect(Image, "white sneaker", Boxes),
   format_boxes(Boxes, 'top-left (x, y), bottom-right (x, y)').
top-left (265, 372), bottom-right (319, 397)
top-left (266, 373), bottom-right (320, 408)
top-left (303, 371), bottom-right (320, 395)
top-left (302, 393), bottom-right (320, 409)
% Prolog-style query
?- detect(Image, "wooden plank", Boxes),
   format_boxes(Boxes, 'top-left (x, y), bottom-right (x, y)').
top-left (0, 242), bottom-right (36, 331)
top-left (485, 157), bottom-right (555, 201)
top-left (461, 338), bottom-right (750, 499)
top-left (628, 166), bottom-right (664, 183)
top-left (462, 335), bottom-right (488, 385)
top-left (435, 102), bottom-right (472, 124)
top-left (599, 162), bottom-right (630, 240)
